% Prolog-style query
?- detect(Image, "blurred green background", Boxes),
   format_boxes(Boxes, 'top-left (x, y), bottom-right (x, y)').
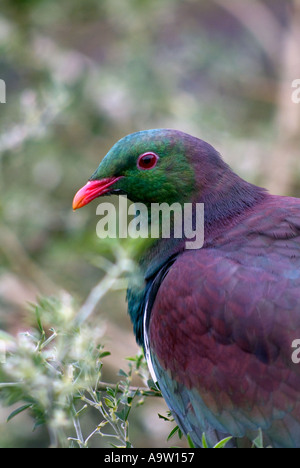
top-left (0, 0), bottom-right (299, 448)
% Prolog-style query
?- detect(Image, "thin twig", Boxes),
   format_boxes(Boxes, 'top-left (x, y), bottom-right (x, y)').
top-left (71, 403), bottom-right (85, 448)
top-left (96, 380), bottom-right (161, 397)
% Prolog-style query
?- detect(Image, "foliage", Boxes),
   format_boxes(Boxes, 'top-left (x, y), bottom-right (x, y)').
top-left (0, 287), bottom-right (242, 449)
top-left (0, 289), bottom-right (161, 448)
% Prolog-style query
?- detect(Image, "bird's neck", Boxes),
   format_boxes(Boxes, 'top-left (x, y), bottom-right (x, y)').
top-left (127, 170), bottom-right (267, 347)
top-left (199, 170), bottom-right (267, 236)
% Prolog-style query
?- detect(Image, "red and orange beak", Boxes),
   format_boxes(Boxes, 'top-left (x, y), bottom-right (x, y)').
top-left (73, 177), bottom-right (123, 210)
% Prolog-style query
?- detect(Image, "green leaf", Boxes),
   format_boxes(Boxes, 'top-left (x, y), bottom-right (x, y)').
top-left (106, 387), bottom-right (116, 397)
top-left (252, 429), bottom-right (264, 448)
top-left (187, 433), bottom-right (195, 448)
top-left (167, 425), bottom-right (180, 441)
top-left (202, 433), bottom-right (209, 448)
top-left (35, 306), bottom-right (44, 334)
top-left (99, 351), bottom-right (111, 359)
top-left (158, 413), bottom-right (173, 422)
top-left (213, 436), bottom-right (232, 448)
top-left (116, 406), bottom-right (131, 422)
top-left (7, 404), bottom-right (32, 422)
top-left (33, 419), bottom-right (46, 431)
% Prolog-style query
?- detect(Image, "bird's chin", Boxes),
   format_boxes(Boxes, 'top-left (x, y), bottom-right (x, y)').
top-left (73, 176), bottom-right (123, 210)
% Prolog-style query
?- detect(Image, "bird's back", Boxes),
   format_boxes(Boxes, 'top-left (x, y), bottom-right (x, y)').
top-left (148, 193), bottom-right (300, 447)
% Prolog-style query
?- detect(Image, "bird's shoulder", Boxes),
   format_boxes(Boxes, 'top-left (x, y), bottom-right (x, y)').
top-left (149, 192), bottom-right (300, 380)
top-left (148, 196), bottom-right (300, 446)
top-left (209, 193), bottom-right (300, 253)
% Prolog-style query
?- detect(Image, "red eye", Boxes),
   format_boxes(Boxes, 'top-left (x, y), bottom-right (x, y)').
top-left (137, 152), bottom-right (159, 170)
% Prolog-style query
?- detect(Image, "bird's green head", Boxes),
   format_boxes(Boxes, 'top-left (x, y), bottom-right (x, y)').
top-left (73, 129), bottom-right (201, 209)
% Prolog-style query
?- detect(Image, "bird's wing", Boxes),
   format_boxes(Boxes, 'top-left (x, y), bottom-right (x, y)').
top-left (149, 198), bottom-right (300, 447)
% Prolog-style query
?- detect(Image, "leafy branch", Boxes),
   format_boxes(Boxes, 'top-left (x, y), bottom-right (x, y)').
top-left (0, 247), bottom-right (161, 448)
